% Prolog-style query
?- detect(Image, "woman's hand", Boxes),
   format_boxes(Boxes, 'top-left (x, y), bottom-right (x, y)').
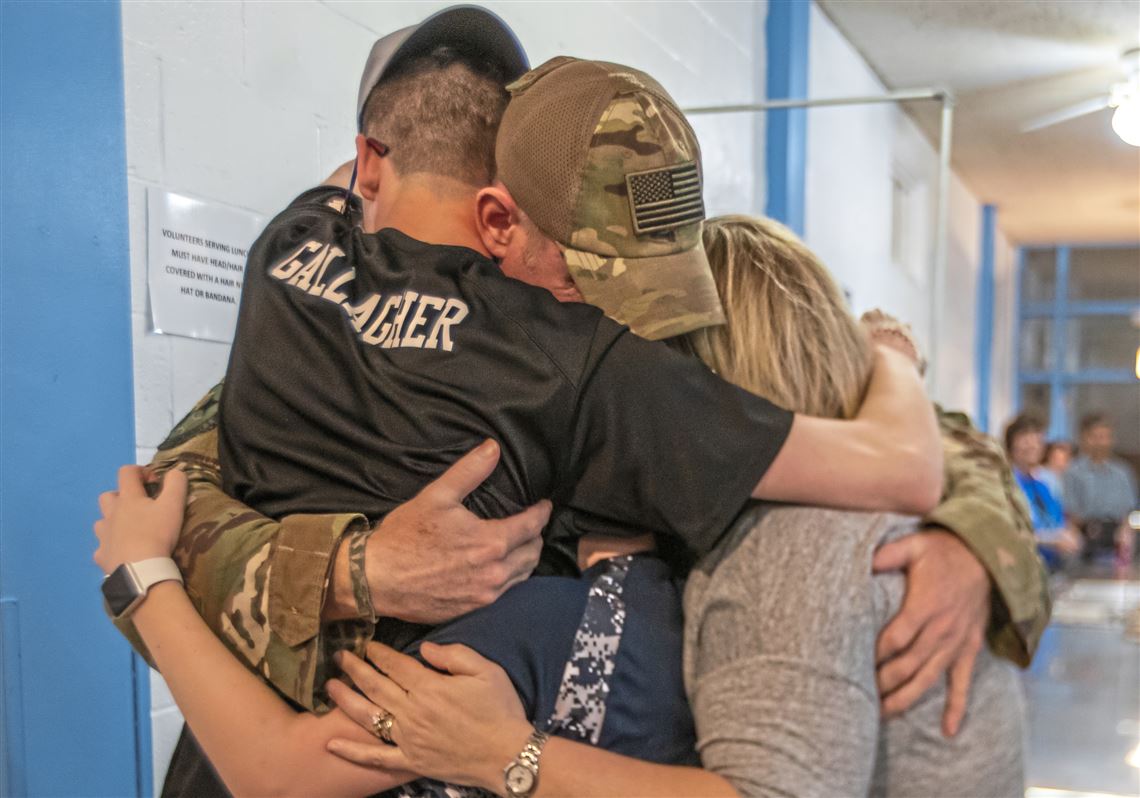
top-left (93, 465), bottom-right (188, 575)
top-left (326, 641), bottom-right (534, 793)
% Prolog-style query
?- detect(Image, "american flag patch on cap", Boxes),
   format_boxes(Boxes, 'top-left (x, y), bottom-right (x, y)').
top-left (625, 161), bottom-right (704, 235)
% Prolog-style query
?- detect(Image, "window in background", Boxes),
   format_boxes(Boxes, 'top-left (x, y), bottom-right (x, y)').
top-left (1065, 316), bottom-right (1140, 372)
top-left (1016, 245), bottom-right (1140, 466)
top-left (1020, 318), bottom-right (1054, 373)
top-left (1069, 247), bottom-right (1140, 302)
top-left (1023, 249), bottom-right (1057, 303)
top-left (1020, 382), bottom-right (1052, 424)
top-left (890, 165), bottom-right (928, 284)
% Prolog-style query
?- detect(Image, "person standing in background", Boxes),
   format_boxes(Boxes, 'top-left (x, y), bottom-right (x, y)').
top-left (1063, 413), bottom-right (1138, 563)
top-left (1006, 414), bottom-right (1081, 572)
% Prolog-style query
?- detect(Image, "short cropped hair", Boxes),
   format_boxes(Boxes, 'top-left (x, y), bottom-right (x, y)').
top-left (1079, 412), bottom-right (1110, 434)
top-left (360, 46), bottom-right (508, 187)
top-left (1004, 413), bottom-right (1044, 455)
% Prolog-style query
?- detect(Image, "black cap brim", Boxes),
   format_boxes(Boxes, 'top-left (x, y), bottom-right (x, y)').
top-left (356, 5), bottom-right (528, 130)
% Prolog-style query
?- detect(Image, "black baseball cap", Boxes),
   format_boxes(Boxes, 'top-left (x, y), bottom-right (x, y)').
top-left (355, 5), bottom-right (529, 131)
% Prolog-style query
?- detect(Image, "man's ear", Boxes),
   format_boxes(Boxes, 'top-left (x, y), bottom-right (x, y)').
top-left (475, 183), bottom-right (518, 259)
top-left (354, 134), bottom-right (382, 200)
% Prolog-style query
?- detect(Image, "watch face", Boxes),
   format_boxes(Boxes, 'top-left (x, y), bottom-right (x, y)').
top-left (101, 566), bottom-right (141, 618)
top-left (505, 763), bottom-right (535, 796)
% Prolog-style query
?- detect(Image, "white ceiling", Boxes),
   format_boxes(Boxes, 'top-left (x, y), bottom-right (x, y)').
top-left (817, 0), bottom-right (1140, 244)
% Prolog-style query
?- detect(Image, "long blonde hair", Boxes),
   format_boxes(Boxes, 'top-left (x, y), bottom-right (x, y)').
top-left (676, 215), bottom-right (873, 420)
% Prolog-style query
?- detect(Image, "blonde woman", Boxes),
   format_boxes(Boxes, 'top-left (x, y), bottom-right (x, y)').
top-left (674, 217), bottom-right (1025, 796)
top-left (322, 216), bottom-right (1026, 797)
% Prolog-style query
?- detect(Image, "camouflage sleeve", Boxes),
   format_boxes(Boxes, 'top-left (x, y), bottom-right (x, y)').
top-left (113, 381), bottom-right (374, 711)
top-left (922, 406), bottom-right (1052, 667)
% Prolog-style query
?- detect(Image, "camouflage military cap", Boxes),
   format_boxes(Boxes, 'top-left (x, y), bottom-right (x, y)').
top-left (497, 57), bottom-right (725, 341)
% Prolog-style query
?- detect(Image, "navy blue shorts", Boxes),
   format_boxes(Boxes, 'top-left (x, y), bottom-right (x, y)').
top-left (407, 554), bottom-right (697, 765)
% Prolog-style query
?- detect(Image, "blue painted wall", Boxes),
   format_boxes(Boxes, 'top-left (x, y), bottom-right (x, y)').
top-left (975, 204), bottom-right (997, 432)
top-left (1, 2), bottom-right (143, 795)
top-left (765, 0), bottom-right (810, 235)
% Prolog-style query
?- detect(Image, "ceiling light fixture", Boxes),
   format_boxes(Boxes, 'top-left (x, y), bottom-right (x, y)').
top-left (1112, 49), bottom-right (1140, 147)
top-left (1112, 91), bottom-right (1140, 147)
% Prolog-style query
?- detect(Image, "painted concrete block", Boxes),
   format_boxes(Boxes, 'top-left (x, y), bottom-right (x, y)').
top-left (122, 0), bottom-right (243, 78)
top-left (691, 113), bottom-right (761, 216)
top-left (162, 62), bottom-right (320, 215)
top-left (318, 120), bottom-right (357, 181)
top-left (319, 0), bottom-right (454, 36)
top-left (122, 41), bottom-right (164, 183)
top-left (131, 311), bottom-right (173, 451)
top-left (242, 1), bottom-right (376, 128)
top-left (169, 336), bottom-right (231, 420)
top-left (127, 180), bottom-right (150, 316)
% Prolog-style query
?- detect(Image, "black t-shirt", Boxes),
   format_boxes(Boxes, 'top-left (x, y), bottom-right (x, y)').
top-left (218, 186), bottom-right (793, 574)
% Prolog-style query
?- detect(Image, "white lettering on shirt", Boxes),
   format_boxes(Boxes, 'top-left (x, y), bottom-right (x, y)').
top-left (269, 238), bottom-right (468, 352)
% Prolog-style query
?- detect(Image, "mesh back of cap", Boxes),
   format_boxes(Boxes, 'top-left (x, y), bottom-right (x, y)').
top-left (496, 62), bottom-right (619, 242)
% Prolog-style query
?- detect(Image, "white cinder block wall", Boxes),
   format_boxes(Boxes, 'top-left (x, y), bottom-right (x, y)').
top-left (120, 1), bottom-right (767, 789)
top-left (804, 4), bottom-right (1016, 425)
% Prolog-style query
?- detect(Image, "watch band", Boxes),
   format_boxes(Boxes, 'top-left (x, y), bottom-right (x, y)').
top-left (102, 557), bottom-right (184, 620)
top-left (130, 557), bottom-right (184, 589)
top-left (503, 728), bottom-right (549, 798)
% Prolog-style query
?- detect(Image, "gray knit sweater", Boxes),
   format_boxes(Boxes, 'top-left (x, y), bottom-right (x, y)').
top-left (683, 505), bottom-right (1026, 798)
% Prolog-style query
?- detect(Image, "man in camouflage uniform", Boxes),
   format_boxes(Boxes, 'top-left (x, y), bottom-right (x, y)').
top-left (861, 309), bottom-right (1050, 671)
top-left (114, 40), bottom-right (1050, 797)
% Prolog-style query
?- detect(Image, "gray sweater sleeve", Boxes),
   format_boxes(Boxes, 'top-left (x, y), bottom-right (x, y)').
top-left (684, 505), bottom-right (1026, 798)
top-left (683, 506), bottom-right (911, 798)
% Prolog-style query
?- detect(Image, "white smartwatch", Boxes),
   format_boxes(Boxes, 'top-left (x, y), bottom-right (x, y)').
top-left (101, 558), bottom-right (183, 620)
top-left (503, 728), bottom-right (549, 798)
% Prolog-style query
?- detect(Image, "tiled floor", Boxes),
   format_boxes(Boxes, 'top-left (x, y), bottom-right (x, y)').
top-left (1023, 577), bottom-right (1140, 798)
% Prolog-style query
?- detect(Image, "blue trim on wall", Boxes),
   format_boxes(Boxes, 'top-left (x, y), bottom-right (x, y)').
top-left (1047, 247), bottom-right (1071, 439)
top-left (1021, 300), bottom-right (1140, 318)
top-left (765, 0), bottom-right (810, 236)
top-left (975, 205), bottom-right (997, 432)
top-left (1, 2), bottom-right (142, 795)
top-left (1020, 369), bottom-right (1137, 385)
top-left (1013, 248), bottom-right (1024, 413)
top-left (1021, 241), bottom-right (1140, 251)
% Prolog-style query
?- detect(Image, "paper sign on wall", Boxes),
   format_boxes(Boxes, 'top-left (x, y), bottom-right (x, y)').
top-left (147, 189), bottom-right (265, 343)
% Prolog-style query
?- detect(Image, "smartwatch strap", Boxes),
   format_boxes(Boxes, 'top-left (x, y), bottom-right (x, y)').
top-left (131, 557), bottom-right (184, 590)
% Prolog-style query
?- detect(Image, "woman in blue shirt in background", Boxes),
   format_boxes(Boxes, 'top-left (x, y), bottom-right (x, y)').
top-left (1005, 414), bottom-right (1081, 571)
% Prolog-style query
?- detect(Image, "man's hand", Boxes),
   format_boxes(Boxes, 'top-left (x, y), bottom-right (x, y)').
top-left (873, 530), bottom-right (990, 737)
top-left (329, 440), bottom-right (550, 625)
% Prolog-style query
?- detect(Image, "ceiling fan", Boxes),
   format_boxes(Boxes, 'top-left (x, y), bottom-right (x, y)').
top-left (1021, 46), bottom-right (1140, 146)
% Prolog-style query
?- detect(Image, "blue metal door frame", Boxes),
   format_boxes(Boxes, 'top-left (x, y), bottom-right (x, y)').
top-left (1, 1), bottom-right (145, 795)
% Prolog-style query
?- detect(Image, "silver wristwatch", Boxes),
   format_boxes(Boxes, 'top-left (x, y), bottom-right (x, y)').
top-left (503, 728), bottom-right (549, 798)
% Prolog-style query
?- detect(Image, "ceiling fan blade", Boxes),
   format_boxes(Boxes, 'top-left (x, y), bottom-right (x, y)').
top-left (1021, 96), bottom-right (1111, 132)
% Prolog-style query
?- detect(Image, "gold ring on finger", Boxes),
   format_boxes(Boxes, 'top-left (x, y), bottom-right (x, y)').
top-left (370, 710), bottom-right (396, 744)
